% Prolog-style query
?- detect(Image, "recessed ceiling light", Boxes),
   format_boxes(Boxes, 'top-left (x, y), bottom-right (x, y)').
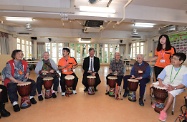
top-left (134, 23), bottom-right (155, 27)
top-left (5, 17), bottom-right (33, 22)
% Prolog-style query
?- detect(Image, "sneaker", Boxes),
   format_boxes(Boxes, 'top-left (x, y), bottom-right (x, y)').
top-left (38, 95), bottom-right (43, 101)
top-left (61, 92), bottom-right (65, 96)
top-left (73, 90), bottom-right (77, 94)
top-left (123, 92), bottom-right (128, 98)
top-left (1, 104), bottom-right (11, 117)
top-left (30, 98), bottom-right (37, 104)
top-left (52, 93), bottom-right (57, 98)
top-left (159, 110), bottom-right (167, 122)
top-left (139, 99), bottom-right (144, 106)
top-left (105, 91), bottom-right (109, 95)
top-left (13, 104), bottom-right (20, 112)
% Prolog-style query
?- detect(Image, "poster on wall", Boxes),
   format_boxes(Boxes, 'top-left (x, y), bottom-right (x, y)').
top-left (169, 31), bottom-right (187, 55)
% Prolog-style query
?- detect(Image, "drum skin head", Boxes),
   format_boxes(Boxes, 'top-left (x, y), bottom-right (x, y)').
top-left (108, 76), bottom-right (117, 80)
top-left (65, 75), bottom-right (75, 80)
top-left (43, 77), bottom-right (54, 81)
top-left (128, 79), bottom-right (138, 82)
top-left (17, 82), bottom-right (31, 86)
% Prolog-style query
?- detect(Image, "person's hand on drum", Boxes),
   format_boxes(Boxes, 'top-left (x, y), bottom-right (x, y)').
top-left (16, 80), bottom-right (24, 84)
top-left (131, 75), bottom-right (135, 79)
top-left (113, 71), bottom-right (118, 76)
top-left (158, 82), bottom-right (165, 87)
top-left (49, 70), bottom-right (54, 73)
top-left (167, 85), bottom-right (174, 91)
top-left (135, 77), bottom-right (142, 80)
top-left (25, 73), bottom-right (29, 79)
top-left (92, 72), bottom-right (96, 76)
top-left (88, 70), bottom-right (92, 73)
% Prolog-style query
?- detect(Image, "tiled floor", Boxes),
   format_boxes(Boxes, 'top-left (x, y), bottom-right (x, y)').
top-left (1, 66), bottom-right (185, 122)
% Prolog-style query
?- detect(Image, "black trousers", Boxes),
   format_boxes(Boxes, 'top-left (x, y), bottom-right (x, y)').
top-left (123, 75), bottom-right (150, 99)
top-left (36, 76), bottom-right (59, 94)
top-left (60, 73), bottom-right (78, 92)
top-left (0, 85), bottom-right (8, 104)
top-left (106, 74), bottom-right (123, 86)
top-left (154, 66), bottom-right (164, 80)
top-left (82, 72), bottom-right (101, 88)
top-left (7, 79), bottom-right (36, 103)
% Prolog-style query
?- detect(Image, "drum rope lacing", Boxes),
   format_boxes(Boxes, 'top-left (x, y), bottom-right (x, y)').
top-left (170, 66), bottom-right (181, 83)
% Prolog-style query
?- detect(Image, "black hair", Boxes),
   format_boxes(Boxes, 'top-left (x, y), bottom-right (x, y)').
top-left (173, 53), bottom-right (186, 63)
top-left (157, 34), bottom-right (172, 51)
top-left (89, 48), bottom-right (95, 52)
top-left (11, 49), bottom-right (22, 59)
top-left (63, 48), bottom-right (70, 54)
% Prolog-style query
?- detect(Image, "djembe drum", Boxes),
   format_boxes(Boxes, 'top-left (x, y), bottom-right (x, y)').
top-left (17, 82), bottom-right (31, 109)
top-left (43, 77), bottom-right (54, 99)
top-left (87, 75), bottom-right (96, 95)
top-left (151, 83), bottom-right (168, 113)
top-left (128, 79), bottom-right (139, 102)
top-left (108, 76), bottom-right (117, 97)
top-left (65, 75), bottom-right (74, 95)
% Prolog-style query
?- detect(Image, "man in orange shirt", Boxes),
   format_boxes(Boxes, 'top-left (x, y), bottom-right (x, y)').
top-left (58, 48), bottom-right (78, 96)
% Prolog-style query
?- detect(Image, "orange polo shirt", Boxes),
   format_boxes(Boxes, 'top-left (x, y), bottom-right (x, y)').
top-left (58, 56), bottom-right (77, 75)
top-left (154, 47), bottom-right (175, 68)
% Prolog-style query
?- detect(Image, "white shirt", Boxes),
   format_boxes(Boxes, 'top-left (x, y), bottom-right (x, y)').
top-left (88, 57), bottom-right (94, 71)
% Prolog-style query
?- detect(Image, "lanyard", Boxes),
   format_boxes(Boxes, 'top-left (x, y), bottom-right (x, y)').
top-left (170, 66), bottom-right (181, 83)
top-left (160, 50), bottom-right (165, 58)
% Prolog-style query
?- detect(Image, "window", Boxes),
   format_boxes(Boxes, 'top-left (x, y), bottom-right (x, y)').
top-left (16, 38), bottom-right (32, 59)
top-left (130, 42), bottom-right (144, 59)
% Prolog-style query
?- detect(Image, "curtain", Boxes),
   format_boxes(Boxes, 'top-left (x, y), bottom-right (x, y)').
top-left (0, 32), bottom-right (9, 54)
top-left (37, 42), bottom-right (45, 60)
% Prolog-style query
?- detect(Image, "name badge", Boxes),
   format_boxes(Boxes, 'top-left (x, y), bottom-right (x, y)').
top-left (138, 70), bottom-right (143, 73)
top-left (160, 59), bottom-right (165, 63)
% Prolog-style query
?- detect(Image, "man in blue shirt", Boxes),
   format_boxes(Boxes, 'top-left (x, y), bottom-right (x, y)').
top-left (123, 54), bottom-right (151, 106)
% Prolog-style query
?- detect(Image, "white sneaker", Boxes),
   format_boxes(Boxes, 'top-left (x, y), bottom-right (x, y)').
top-left (61, 92), bottom-right (65, 96)
top-left (73, 90), bottom-right (77, 94)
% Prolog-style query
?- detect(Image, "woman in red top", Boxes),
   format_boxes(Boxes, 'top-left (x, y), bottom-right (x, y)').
top-left (150, 34), bottom-right (176, 80)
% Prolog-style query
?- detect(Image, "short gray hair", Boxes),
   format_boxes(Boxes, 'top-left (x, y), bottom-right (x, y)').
top-left (136, 54), bottom-right (144, 59)
top-left (43, 51), bottom-right (49, 56)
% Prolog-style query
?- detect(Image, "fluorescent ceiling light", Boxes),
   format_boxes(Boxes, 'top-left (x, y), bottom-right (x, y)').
top-left (134, 23), bottom-right (155, 27)
top-left (79, 38), bottom-right (91, 43)
top-left (79, 6), bottom-right (115, 13)
top-left (5, 17), bottom-right (33, 21)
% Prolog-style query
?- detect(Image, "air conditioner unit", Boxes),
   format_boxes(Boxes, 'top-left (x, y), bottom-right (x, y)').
top-left (83, 20), bottom-right (103, 33)
top-left (159, 25), bottom-right (178, 34)
top-left (83, 27), bottom-right (102, 33)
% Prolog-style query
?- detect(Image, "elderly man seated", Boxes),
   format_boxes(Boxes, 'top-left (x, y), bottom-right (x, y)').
top-left (123, 54), bottom-right (151, 106)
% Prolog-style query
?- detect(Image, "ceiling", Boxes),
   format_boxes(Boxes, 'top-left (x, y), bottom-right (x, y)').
top-left (0, 0), bottom-right (186, 43)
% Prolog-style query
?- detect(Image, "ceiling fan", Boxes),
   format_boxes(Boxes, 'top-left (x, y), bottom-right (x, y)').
top-left (131, 23), bottom-right (141, 39)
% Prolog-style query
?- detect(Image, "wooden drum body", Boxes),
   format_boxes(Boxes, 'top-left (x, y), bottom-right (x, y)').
top-left (65, 75), bottom-right (74, 95)
top-left (43, 77), bottom-right (54, 99)
top-left (108, 76), bottom-right (117, 97)
top-left (152, 84), bottom-right (168, 113)
top-left (87, 76), bottom-right (96, 95)
top-left (17, 82), bottom-right (31, 109)
top-left (128, 79), bottom-right (139, 102)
